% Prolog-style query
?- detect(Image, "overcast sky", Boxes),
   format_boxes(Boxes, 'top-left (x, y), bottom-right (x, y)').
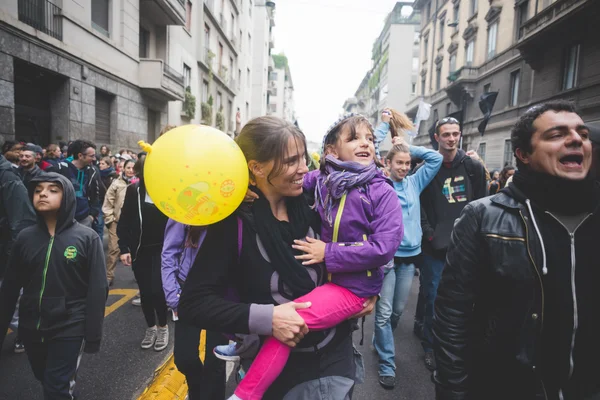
top-left (273, 0), bottom-right (410, 144)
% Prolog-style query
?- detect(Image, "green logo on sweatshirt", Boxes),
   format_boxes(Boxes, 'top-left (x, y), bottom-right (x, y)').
top-left (64, 246), bottom-right (78, 260)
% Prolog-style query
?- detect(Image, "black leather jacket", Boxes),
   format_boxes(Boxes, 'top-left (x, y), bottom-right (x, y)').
top-left (432, 189), bottom-right (599, 400)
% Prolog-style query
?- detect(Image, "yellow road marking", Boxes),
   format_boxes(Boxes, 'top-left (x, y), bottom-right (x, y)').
top-left (6, 289), bottom-right (138, 336)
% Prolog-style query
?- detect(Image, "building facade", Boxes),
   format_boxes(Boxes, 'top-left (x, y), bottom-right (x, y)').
top-left (0, 0), bottom-right (187, 148)
top-left (250, 0), bottom-right (274, 118)
top-left (343, 2), bottom-right (420, 153)
top-left (408, 0), bottom-right (600, 171)
top-left (267, 53), bottom-right (296, 123)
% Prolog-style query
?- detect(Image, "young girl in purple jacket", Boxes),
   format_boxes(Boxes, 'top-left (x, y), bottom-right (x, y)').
top-left (223, 114), bottom-right (404, 400)
top-left (161, 220), bottom-right (227, 400)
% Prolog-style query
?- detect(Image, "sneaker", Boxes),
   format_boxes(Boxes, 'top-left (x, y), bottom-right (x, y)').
top-left (424, 351), bottom-right (437, 371)
top-left (132, 293), bottom-right (141, 306)
top-left (13, 337), bottom-right (25, 354)
top-left (378, 375), bottom-right (395, 390)
top-left (171, 309), bottom-right (179, 322)
top-left (141, 326), bottom-right (157, 349)
top-left (154, 326), bottom-right (169, 351)
top-left (214, 342), bottom-right (241, 362)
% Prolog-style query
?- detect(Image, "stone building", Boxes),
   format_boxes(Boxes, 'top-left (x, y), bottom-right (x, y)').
top-left (407, 0), bottom-right (600, 171)
top-left (0, 0), bottom-right (188, 148)
top-left (267, 53), bottom-right (296, 123)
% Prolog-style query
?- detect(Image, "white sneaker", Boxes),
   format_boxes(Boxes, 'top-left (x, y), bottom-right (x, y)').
top-left (171, 309), bottom-right (179, 321)
top-left (132, 293), bottom-right (141, 306)
top-left (141, 326), bottom-right (157, 349)
top-left (154, 326), bottom-right (169, 351)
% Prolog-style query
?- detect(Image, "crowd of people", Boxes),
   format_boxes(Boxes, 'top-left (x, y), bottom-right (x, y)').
top-left (0, 99), bottom-right (599, 400)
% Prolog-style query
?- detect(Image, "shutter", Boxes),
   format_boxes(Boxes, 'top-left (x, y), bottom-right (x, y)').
top-left (95, 92), bottom-right (111, 143)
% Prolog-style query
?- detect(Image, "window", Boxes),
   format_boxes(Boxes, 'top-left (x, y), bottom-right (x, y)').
top-left (249, 0), bottom-right (252, 16)
top-left (453, 3), bottom-right (460, 32)
top-left (218, 42), bottom-right (224, 69)
top-left (446, 102), bottom-right (452, 115)
top-left (483, 83), bottom-right (491, 93)
top-left (517, 1), bottom-right (529, 39)
top-left (469, 0), bottom-right (478, 17)
top-left (477, 143), bottom-right (487, 162)
top-left (231, 13), bottom-right (235, 38)
top-left (248, 33), bottom-right (252, 53)
top-left (421, 77), bottom-right (426, 95)
top-left (202, 80), bottom-right (209, 102)
top-left (423, 37), bottom-right (429, 60)
top-left (216, 92), bottom-right (222, 111)
top-left (466, 40), bottom-right (474, 66)
top-left (246, 102), bottom-right (249, 121)
top-left (183, 64), bottom-right (191, 89)
top-left (563, 44), bottom-right (580, 90)
top-left (247, 68), bottom-right (251, 88)
top-left (185, 1), bottom-right (192, 31)
top-left (510, 70), bottom-right (520, 106)
top-left (436, 66), bottom-right (442, 91)
top-left (412, 57), bottom-right (419, 71)
top-left (439, 18), bottom-right (445, 47)
top-left (238, 69), bottom-right (242, 90)
top-left (228, 99), bottom-right (233, 129)
top-left (269, 103), bottom-right (277, 113)
top-left (433, 109), bottom-right (439, 123)
top-left (412, 83), bottom-right (416, 94)
top-left (449, 53), bottom-right (457, 73)
top-left (92, 0), bottom-right (109, 36)
top-left (425, 1), bottom-right (431, 20)
top-left (503, 139), bottom-right (513, 166)
top-left (204, 24), bottom-right (210, 47)
top-left (487, 22), bottom-right (498, 59)
top-left (95, 91), bottom-right (112, 143)
top-left (139, 25), bottom-right (149, 58)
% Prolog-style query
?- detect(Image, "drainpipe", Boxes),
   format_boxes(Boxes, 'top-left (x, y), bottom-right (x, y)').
top-left (428, 0), bottom-right (438, 94)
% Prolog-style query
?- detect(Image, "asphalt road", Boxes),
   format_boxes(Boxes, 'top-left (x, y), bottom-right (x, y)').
top-left (1, 248), bottom-right (434, 400)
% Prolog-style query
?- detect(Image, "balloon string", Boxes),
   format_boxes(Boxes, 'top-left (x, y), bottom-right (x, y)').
top-left (138, 140), bottom-right (152, 154)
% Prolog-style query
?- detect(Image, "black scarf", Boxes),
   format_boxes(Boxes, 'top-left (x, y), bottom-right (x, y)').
top-left (251, 187), bottom-right (317, 299)
top-left (511, 168), bottom-right (597, 215)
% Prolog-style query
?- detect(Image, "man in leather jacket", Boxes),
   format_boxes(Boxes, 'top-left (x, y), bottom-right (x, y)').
top-left (433, 101), bottom-right (600, 400)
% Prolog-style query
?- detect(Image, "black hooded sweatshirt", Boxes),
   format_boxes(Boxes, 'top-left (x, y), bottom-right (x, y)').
top-left (0, 173), bottom-right (108, 354)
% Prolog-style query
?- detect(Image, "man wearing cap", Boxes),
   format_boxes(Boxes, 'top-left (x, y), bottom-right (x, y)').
top-left (17, 145), bottom-right (45, 188)
top-left (417, 116), bottom-right (487, 371)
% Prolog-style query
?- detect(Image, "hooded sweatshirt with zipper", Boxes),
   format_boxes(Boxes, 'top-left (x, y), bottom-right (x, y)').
top-left (420, 149), bottom-right (487, 256)
top-left (391, 146), bottom-right (443, 257)
top-left (0, 173), bottom-right (108, 353)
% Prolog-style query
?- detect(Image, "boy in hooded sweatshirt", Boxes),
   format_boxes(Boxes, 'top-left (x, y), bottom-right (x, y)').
top-left (0, 172), bottom-right (108, 400)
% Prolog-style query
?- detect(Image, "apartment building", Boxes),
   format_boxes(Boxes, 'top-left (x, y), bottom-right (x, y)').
top-left (408, 0), bottom-right (600, 171)
top-left (342, 2), bottom-right (420, 152)
top-left (267, 53), bottom-right (296, 123)
top-left (250, 0), bottom-right (274, 118)
top-left (0, 0), bottom-right (188, 148)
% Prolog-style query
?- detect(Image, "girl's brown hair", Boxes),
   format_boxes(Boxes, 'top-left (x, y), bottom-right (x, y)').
top-left (100, 156), bottom-right (113, 168)
top-left (185, 226), bottom-right (205, 248)
top-left (236, 116), bottom-right (307, 184)
top-left (46, 144), bottom-right (60, 159)
top-left (385, 143), bottom-right (411, 164)
top-left (385, 108), bottom-right (415, 138)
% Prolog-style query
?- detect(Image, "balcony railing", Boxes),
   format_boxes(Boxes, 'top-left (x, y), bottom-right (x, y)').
top-left (203, 47), bottom-right (214, 69)
top-left (164, 64), bottom-right (184, 86)
top-left (18, 0), bottom-right (63, 40)
top-left (518, 0), bottom-right (586, 42)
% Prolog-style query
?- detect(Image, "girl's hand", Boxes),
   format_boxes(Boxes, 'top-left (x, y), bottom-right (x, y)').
top-left (350, 296), bottom-right (377, 319)
top-left (292, 237), bottom-right (326, 265)
top-left (381, 110), bottom-right (392, 123)
top-left (244, 189), bottom-right (259, 203)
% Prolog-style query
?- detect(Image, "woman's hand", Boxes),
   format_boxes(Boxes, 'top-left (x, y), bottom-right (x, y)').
top-left (392, 136), bottom-right (407, 146)
top-left (292, 237), bottom-right (326, 265)
top-left (381, 110), bottom-right (392, 123)
top-left (120, 253), bottom-right (132, 266)
top-left (272, 302), bottom-right (311, 347)
top-left (349, 296), bottom-right (377, 319)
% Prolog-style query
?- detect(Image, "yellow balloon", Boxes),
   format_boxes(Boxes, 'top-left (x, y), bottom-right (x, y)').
top-left (139, 125), bottom-right (248, 226)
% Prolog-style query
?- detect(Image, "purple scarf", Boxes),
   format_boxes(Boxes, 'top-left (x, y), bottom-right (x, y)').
top-left (316, 155), bottom-right (379, 225)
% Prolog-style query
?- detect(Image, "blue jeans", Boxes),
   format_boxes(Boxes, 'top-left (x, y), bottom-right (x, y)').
top-left (420, 253), bottom-right (445, 353)
top-left (92, 211), bottom-right (104, 242)
top-left (374, 262), bottom-right (415, 377)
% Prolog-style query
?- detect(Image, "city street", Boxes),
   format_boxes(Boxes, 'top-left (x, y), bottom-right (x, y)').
top-left (1, 259), bottom-right (434, 400)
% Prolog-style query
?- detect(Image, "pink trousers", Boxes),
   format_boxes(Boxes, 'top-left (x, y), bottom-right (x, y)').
top-left (235, 283), bottom-right (366, 400)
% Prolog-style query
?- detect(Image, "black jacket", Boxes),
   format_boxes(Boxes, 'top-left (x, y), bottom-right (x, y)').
top-left (0, 173), bottom-right (108, 355)
top-left (0, 155), bottom-right (36, 279)
top-left (117, 180), bottom-right (168, 261)
top-left (432, 185), bottom-right (600, 400)
top-left (47, 161), bottom-right (104, 221)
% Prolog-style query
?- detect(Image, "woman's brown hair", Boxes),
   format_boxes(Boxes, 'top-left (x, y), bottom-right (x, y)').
top-left (236, 116), bottom-right (307, 184)
top-left (46, 144), bottom-right (60, 159)
top-left (385, 108), bottom-right (415, 138)
top-left (385, 143), bottom-right (411, 164)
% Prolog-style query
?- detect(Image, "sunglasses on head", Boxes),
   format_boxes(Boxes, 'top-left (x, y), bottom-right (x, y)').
top-left (436, 117), bottom-right (460, 129)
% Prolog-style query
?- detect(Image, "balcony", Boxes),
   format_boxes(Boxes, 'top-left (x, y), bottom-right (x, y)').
top-left (18, 0), bottom-right (63, 40)
top-left (405, 95), bottom-right (423, 118)
top-left (517, 0), bottom-right (588, 45)
top-left (269, 34), bottom-right (275, 49)
top-left (268, 56), bottom-right (274, 72)
top-left (445, 66), bottom-right (478, 105)
top-left (139, 59), bottom-right (185, 101)
top-left (140, 0), bottom-right (186, 26)
top-left (199, 47), bottom-right (215, 71)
